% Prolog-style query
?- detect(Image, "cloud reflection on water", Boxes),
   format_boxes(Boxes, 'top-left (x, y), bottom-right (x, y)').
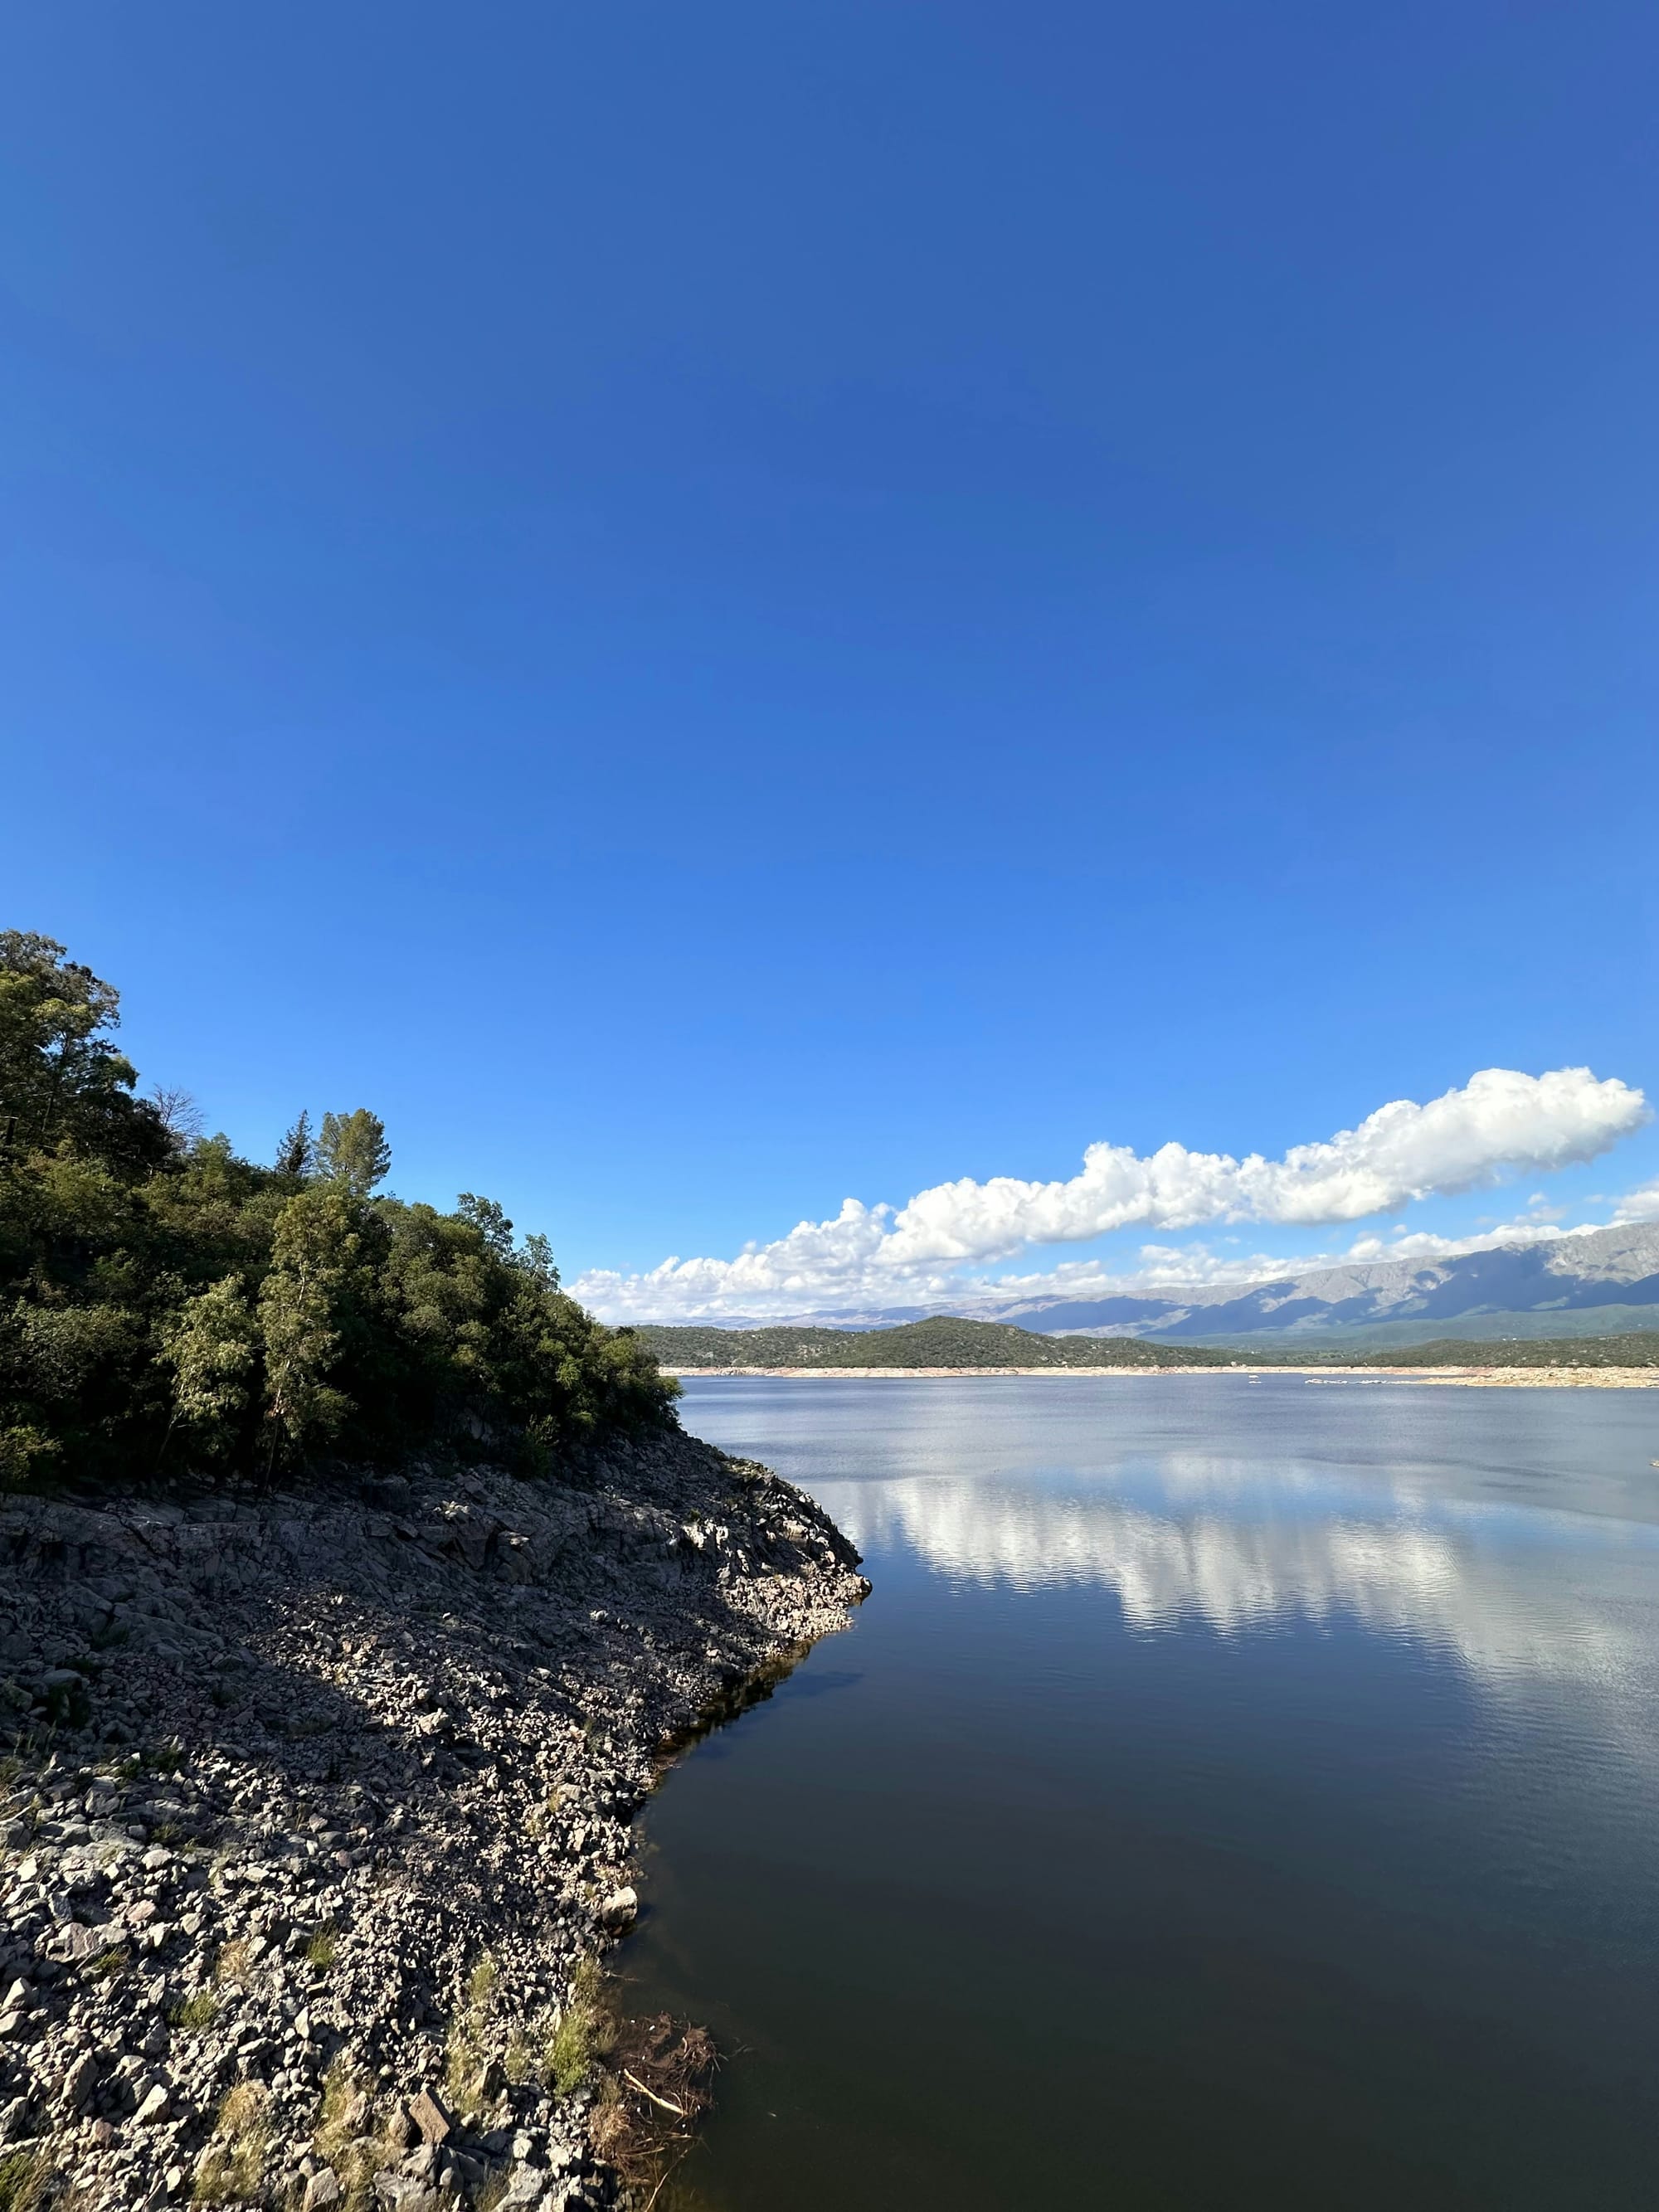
top-left (686, 1374), bottom-right (1659, 1738)
top-left (820, 1453), bottom-right (1659, 1715)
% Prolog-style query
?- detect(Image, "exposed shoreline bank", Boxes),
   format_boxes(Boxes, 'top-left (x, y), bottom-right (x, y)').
top-left (0, 1434), bottom-right (867, 2210)
top-left (666, 1364), bottom-right (1659, 1388)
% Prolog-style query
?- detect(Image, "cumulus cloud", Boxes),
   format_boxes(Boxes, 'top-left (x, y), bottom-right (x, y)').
top-left (573, 1067), bottom-right (1648, 1321)
top-left (1613, 1179), bottom-right (1659, 1224)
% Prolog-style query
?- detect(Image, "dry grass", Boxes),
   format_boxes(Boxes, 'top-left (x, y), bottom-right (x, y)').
top-left (212, 1937), bottom-right (253, 1986)
top-left (192, 2082), bottom-right (271, 2205)
top-left (306, 1923), bottom-right (338, 1971)
top-left (443, 1952), bottom-right (502, 2116)
top-left (310, 2059), bottom-right (386, 2212)
top-left (0, 2151), bottom-right (48, 2212)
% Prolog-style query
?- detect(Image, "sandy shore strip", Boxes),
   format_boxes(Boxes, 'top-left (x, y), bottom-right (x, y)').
top-left (666, 1364), bottom-right (1659, 1388)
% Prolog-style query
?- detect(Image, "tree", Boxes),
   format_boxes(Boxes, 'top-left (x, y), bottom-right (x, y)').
top-left (0, 935), bottom-right (679, 1490)
top-left (316, 1109), bottom-right (391, 1198)
top-left (150, 1087), bottom-right (207, 1150)
top-left (274, 1111), bottom-right (314, 1179)
top-left (165, 1276), bottom-right (259, 1456)
top-left (257, 1188), bottom-right (364, 1459)
top-left (0, 931), bottom-right (169, 1171)
top-left (516, 1232), bottom-right (560, 1290)
top-left (455, 1192), bottom-right (513, 1258)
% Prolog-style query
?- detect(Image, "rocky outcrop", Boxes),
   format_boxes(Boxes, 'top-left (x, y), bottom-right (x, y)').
top-left (0, 1434), bottom-right (866, 2209)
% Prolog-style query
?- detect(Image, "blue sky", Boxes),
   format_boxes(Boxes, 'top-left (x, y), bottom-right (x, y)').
top-left (4, 1), bottom-right (1656, 1317)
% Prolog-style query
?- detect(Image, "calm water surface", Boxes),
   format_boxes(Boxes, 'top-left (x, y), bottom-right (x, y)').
top-left (620, 1375), bottom-right (1659, 2210)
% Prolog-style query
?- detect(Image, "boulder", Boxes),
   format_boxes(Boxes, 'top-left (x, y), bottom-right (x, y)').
top-left (60, 2050), bottom-right (100, 2110)
top-left (406, 2086), bottom-right (454, 2144)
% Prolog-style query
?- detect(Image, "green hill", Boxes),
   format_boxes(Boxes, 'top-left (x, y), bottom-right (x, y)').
top-left (638, 1318), bottom-right (1659, 1373)
top-left (638, 1316), bottom-right (1228, 1369)
top-left (1339, 1333), bottom-right (1659, 1369)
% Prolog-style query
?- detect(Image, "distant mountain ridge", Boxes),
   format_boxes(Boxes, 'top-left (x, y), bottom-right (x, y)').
top-left (634, 1222), bottom-right (1659, 1349)
top-left (989, 1221), bottom-right (1659, 1345)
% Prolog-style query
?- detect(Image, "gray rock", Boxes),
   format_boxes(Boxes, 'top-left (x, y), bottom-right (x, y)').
top-left (134, 2080), bottom-right (171, 2123)
top-left (60, 2049), bottom-right (101, 2109)
top-left (0, 1436), bottom-right (864, 2212)
top-left (374, 2179), bottom-right (440, 2212)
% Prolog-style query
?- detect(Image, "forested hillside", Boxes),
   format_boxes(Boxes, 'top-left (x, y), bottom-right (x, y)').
top-left (643, 1318), bottom-right (1659, 1373)
top-left (1353, 1334), bottom-right (1659, 1369)
top-left (640, 1316), bottom-right (1228, 1369)
top-left (0, 932), bottom-right (677, 1488)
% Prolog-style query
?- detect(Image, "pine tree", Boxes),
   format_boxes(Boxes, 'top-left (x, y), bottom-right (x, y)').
top-left (274, 1110), bottom-right (314, 1179)
top-left (316, 1109), bottom-right (391, 1197)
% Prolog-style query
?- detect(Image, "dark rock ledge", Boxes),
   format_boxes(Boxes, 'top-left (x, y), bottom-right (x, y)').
top-left (0, 1436), bottom-right (867, 2210)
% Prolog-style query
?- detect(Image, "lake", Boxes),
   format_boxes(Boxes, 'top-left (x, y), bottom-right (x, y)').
top-left (620, 1374), bottom-right (1659, 2211)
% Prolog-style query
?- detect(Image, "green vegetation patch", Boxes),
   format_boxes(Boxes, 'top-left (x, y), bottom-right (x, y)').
top-left (643, 1318), bottom-right (1659, 1374)
top-left (1326, 1333), bottom-right (1659, 1369)
top-left (0, 931), bottom-right (678, 1493)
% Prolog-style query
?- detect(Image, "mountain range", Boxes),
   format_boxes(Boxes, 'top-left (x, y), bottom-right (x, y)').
top-left (663, 1222), bottom-right (1659, 1349)
top-left (983, 1221), bottom-right (1659, 1347)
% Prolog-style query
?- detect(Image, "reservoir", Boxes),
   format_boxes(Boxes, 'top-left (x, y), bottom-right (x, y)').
top-left (622, 1374), bottom-right (1659, 2211)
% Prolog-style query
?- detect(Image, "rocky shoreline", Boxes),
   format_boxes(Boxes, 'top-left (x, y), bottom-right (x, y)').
top-left (0, 1433), bottom-right (868, 2210)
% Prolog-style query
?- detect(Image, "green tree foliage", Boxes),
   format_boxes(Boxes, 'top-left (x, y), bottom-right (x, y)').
top-left (258, 1188), bottom-right (371, 1457)
top-left (273, 1111), bottom-right (314, 1179)
top-left (0, 935), bottom-right (677, 1488)
top-left (455, 1193), bottom-right (513, 1259)
top-left (0, 931), bottom-right (171, 1173)
top-left (315, 1109), bottom-right (391, 1198)
top-left (165, 1276), bottom-right (260, 1456)
top-left (515, 1232), bottom-right (560, 1290)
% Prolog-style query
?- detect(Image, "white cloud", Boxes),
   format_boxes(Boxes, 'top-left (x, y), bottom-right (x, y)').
top-left (574, 1067), bottom-right (1649, 1321)
top-left (1613, 1179), bottom-right (1659, 1224)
